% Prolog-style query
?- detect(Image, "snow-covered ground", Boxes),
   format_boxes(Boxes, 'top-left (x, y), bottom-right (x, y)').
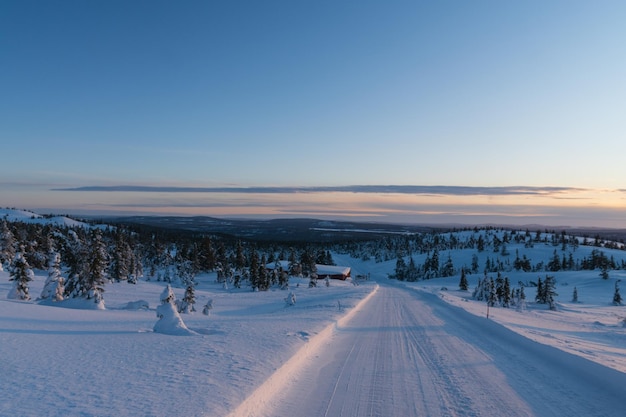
top-left (0, 268), bottom-right (373, 417)
top-left (2, 245), bottom-right (626, 416)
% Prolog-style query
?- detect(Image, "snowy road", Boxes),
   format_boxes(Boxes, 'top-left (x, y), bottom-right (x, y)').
top-left (260, 284), bottom-right (626, 417)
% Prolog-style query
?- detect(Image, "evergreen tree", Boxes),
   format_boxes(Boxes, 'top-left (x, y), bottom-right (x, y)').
top-left (278, 269), bottom-right (289, 290)
top-left (40, 249), bottom-right (64, 301)
top-left (394, 255), bottom-right (407, 281)
top-left (8, 249), bottom-right (34, 300)
top-left (285, 291), bottom-right (296, 306)
top-left (249, 251), bottom-right (260, 290)
top-left (429, 248), bottom-right (440, 276)
top-left (258, 255), bottom-right (270, 291)
top-left (502, 277), bottom-right (511, 308)
top-left (548, 249), bottom-right (561, 272)
top-left (535, 277), bottom-right (544, 303)
top-left (477, 235), bottom-right (485, 252)
top-left (544, 275), bottom-right (558, 310)
top-left (154, 284), bottom-right (191, 335)
top-left (406, 256), bottom-right (418, 282)
top-left (110, 230), bottom-right (131, 282)
top-left (459, 268), bottom-right (469, 291)
top-left (179, 284), bottom-right (196, 313)
top-left (63, 229), bottom-right (88, 298)
top-left (572, 287), bottom-right (578, 303)
top-left (471, 254), bottom-right (479, 274)
top-left (472, 274), bottom-right (489, 301)
top-left (85, 229), bottom-right (108, 304)
top-left (440, 253), bottom-right (455, 277)
top-left (600, 266), bottom-right (609, 280)
top-left (488, 277), bottom-right (497, 307)
top-left (202, 299), bottom-right (213, 315)
top-left (234, 240), bottom-right (246, 273)
top-left (613, 280), bottom-right (622, 306)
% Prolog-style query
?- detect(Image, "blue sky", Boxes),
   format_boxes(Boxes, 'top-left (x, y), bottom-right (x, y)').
top-left (1, 1), bottom-right (626, 226)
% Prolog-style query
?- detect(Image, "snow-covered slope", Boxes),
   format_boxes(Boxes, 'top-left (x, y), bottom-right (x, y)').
top-left (0, 271), bottom-right (374, 417)
top-left (0, 208), bottom-right (89, 227)
top-left (2, 231), bottom-right (626, 416)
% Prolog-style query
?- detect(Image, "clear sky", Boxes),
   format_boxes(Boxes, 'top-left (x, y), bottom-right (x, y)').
top-left (1, 1), bottom-right (626, 227)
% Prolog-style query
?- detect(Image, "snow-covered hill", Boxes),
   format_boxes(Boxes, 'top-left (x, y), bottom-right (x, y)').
top-left (2, 228), bottom-right (626, 416)
top-left (1, 208), bottom-right (89, 228)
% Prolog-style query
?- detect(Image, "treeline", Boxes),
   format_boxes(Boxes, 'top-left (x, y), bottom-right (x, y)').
top-left (0, 218), bottom-right (336, 304)
top-left (384, 228), bottom-right (626, 282)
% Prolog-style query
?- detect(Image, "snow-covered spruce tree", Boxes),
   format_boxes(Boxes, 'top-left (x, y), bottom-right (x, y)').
top-left (459, 268), bottom-right (469, 291)
top-left (613, 280), bottom-right (622, 306)
top-left (406, 257), bottom-right (419, 282)
top-left (544, 275), bottom-right (558, 310)
top-left (285, 291), bottom-right (296, 306)
top-left (84, 229), bottom-right (108, 305)
top-left (535, 277), bottom-right (544, 303)
top-left (514, 286), bottom-right (527, 311)
top-left (257, 255), bottom-right (270, 291)
top-left (440, 253), bottom-right (455, 277)
top-left (600, 266), bottom-right (609, 280)
top-left (249, 250), bottom-right (260, 291)
top-left (472, 274), bottom-right (489, 301)
top-left (278, 269), bottom-right (289, 290)
top-left (287, 249), bottom-right (301, 277)
top-left (178, 284), bottom-right (196, 314)
top-left (488, 277), bottom-right (497, 307)
top-left (8, 249), bottom-right (34, 300)
top-left (154, 284), bottom-right (192, 335)
top-left (572, 287), bottom-right (579, 303)
top-left (62, 229), bottom-right (87, 299)
top-left (40, 249), bottom-right (64, 301)
top-left (202, 299), bottom-right (213, 316)
top-left (501, 277), bottom-right (511, 308)
top-left (393, 255), bottom-right (407, 281)
top-left (110, 230), bottom-right (131, 282)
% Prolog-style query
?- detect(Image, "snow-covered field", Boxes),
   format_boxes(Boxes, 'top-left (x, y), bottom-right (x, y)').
top-left (0, 266), bottom-right (374, 417)
top-left (2, 240), bottom-right (626, 416)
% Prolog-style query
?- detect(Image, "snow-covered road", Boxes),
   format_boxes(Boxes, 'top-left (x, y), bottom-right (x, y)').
top-left (260, 283), bottom-right (626, 417)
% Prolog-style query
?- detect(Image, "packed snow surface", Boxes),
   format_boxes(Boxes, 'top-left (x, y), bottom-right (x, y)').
top-left (2, 251), bottom-right (626, 416)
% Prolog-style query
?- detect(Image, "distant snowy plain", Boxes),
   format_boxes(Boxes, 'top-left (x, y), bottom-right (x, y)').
top-left (2, 216), bottom-right (626, 416)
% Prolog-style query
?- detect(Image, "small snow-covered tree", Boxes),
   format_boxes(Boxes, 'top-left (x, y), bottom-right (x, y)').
top-left (8, 250), bottom-right (34, 300)
top-left (535, 277), bottom-right (544, 303)
top-left (154, 284), bottom-right (192, 335)
top-left (285, 291), bottom-right (296, 306)
top-left (178, 284), bottom-right (196, 314)
top-left (472, 275), bottom-right (488, 301)
top-left (459, 268), bottom-right (469, 291)
top-left (202, 299), bottom-right (213, 316)
top-left (572, 286), bottom-right (579, 303)
top-left (40, 250), bottom-right (64, 301)
top-left (613, 280), bottom-right (622, 306)
top-left (514, 286), bottom-right (527, 311)
top-left (544, 275), bottom-right (558, 310)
